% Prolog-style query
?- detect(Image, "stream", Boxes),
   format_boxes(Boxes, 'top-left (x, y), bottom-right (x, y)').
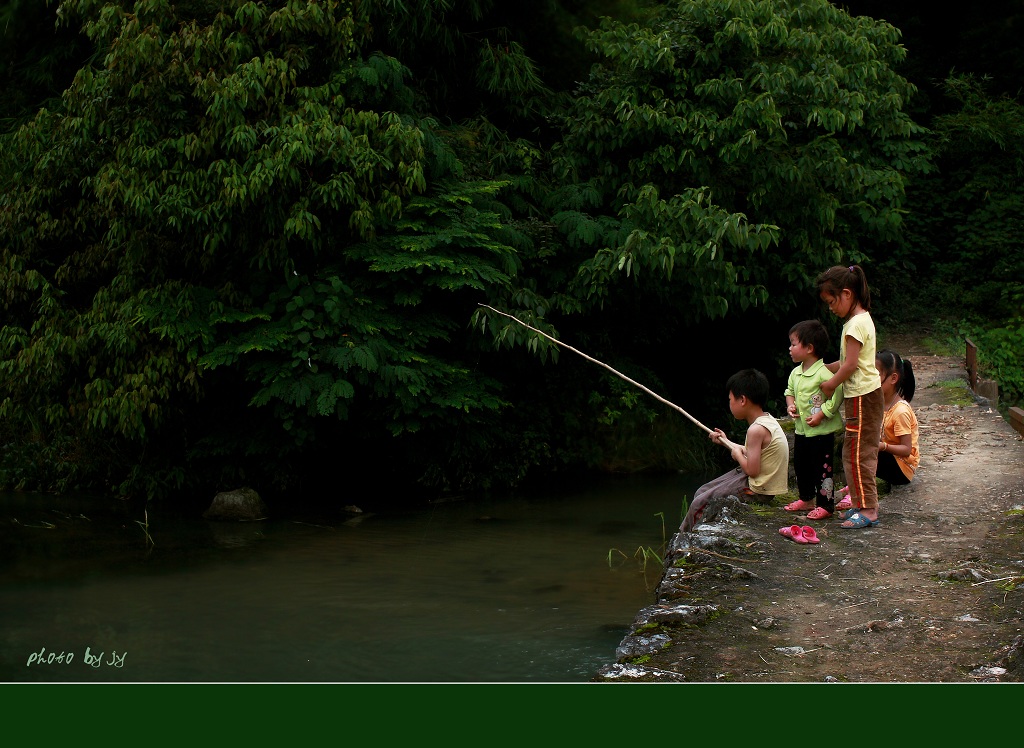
top-left (1, 471), bottom-right (701, 682)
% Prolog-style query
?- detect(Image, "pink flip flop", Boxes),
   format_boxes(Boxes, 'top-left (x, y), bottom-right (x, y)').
top-left (784, 499), bottom-right (816, 512)
top-left (779, 524), bottom-right (802, 539)
top-left (797, 525), bottom-right (820, 544)
top-left (835, 496), bottom-right (853, 511)
top-left (805, 507), bottom-right (832, 520)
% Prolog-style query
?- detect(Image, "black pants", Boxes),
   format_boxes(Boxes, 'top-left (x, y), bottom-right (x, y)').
top-left (794, 433), bottom-right (837, 512)
top-left (876, 451), bottom-right (912, 486)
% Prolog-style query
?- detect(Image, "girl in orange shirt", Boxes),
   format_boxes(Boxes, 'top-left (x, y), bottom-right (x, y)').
top-left (876, 349), bottom-right (920, 486)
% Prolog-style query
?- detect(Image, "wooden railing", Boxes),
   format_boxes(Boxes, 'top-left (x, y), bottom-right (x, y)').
top-left (968, 337), bottom-right (1024, 438)
top-left (1011, 407), bottom-right (1024, 438)
top-left (966, 338), bottom-right (978, 392)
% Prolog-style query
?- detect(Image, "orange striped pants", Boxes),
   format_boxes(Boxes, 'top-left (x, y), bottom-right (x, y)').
top-left (843, 387), bottom-right (884, 510)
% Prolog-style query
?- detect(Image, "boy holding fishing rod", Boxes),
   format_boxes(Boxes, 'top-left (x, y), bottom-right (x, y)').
top-left (679, 369), bottom-right (789, 532)
top-left (478, 307), bottom-right (787, 533)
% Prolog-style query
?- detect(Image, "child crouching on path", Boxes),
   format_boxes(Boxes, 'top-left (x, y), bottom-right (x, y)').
top-left (816, 264), bottom-right (884, 529)
top-left (680, 369), bottom-right (789, 532)
top-left (876, 349), bottom-right (920, 486)
top-left (783, 320), bottom-right (844, 519)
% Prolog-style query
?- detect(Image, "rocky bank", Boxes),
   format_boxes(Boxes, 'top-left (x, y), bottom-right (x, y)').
top-left (596, 342), bottom-right (1024, 683)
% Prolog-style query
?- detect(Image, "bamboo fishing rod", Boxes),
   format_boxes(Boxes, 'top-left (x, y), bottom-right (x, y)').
top-left (478, 304), bottom-right (742, 452)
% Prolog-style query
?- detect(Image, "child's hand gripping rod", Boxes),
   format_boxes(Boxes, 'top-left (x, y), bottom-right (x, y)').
top-left (478, 305), bottom-right (742, 452)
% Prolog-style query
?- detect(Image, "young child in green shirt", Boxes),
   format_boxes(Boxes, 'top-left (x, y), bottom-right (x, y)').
top-left (783, 320), bottom-right (844, 519)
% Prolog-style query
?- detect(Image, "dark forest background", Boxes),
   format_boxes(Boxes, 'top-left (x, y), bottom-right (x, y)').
top-left (1, 1), bottom-right (1021, 512)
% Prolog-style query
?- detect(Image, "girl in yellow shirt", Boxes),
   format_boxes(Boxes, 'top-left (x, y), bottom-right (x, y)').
top-left (816, 265), bottom-right (884, 529)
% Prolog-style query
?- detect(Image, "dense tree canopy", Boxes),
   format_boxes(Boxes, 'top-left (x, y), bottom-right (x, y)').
top-left (541, 0), bottom-right (929, 322)
top-left (0, 0), bottom-right (529, 498)
top-left (0, 0), bottom-right (1018, 505)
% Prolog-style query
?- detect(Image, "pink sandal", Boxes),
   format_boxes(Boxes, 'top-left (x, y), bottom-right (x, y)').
top-left (779, 524), bottom-right (802, 539)
top-left (835, 496), bottom-right (852, 511)
top-left (784, 499), bottom-right (816, 512)
top-left (805, 507), bottom-right (832, 520)
top-left (796, 526), bottom-right (821, 544)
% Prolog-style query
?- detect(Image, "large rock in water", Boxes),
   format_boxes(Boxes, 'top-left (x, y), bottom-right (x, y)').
top-left (203, 487), bottom-right (268, 521)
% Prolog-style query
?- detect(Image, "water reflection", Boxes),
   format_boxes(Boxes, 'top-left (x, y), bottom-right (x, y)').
top-left (0, 472), bottom-right (700, 682)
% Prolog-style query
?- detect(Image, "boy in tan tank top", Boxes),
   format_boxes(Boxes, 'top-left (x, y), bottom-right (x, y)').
top-left (680, 369), bottom-right (789, 532)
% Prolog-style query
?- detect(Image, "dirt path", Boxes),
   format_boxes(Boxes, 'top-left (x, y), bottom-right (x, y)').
top-left (597, 337), bottom-right (1024, 682)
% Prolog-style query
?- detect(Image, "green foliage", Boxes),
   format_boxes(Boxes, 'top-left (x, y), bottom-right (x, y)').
top-left (359, 0), bottom-right (554, 123)
top-left (892, 76), bottom-right (1024, 408)
top-left (361, 0), bottom-right (649, 121)
top-left (198, 179), bottom-right (521, 440)
top-left (585, 374), bottom-right (716, 474)
top-left (899, 75), bottom-right (1024, 318)
top-left (961, 313), bottom-right (1024, 410)
top-left (549, 0), bottom-right (930, 320)
top-left (2, 0), bottom-right (981, 506)
top-left (0, 0), bottom-right (529, 498)
top-left (928, 311), bottom-right (1024, 411)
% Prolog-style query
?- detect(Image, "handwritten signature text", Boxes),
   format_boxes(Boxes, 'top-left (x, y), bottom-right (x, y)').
top-left (26, 647), bottom-right (127, 669)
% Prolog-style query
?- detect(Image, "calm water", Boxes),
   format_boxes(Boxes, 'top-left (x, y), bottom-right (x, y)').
top-left (0, 472), bottom-right (700, 682)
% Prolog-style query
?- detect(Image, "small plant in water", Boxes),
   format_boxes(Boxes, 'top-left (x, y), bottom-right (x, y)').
top-left (606, 499), bottom-right (688, 577)
top-left (607, 543), bottom-right (663, 573)
top-left (135, 509), bottom-right (155, 549)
